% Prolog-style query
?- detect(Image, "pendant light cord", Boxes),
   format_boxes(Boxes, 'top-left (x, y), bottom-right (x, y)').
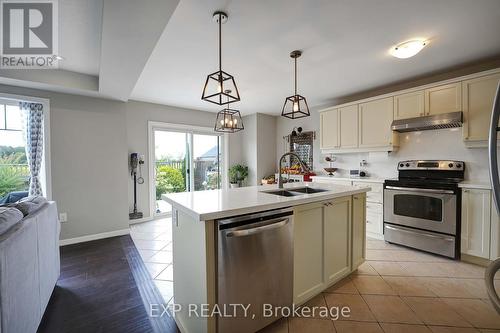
top-left (219, 13), bottom-right (222, 72)
top-left (294, 56), bottom-right (297, 96)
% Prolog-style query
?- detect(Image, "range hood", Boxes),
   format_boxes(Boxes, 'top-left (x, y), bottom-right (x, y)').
top-left (391, 111), bottom-right (463, 133)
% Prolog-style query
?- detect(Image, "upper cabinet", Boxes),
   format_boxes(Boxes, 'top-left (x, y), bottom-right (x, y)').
top-left (320, 109), bottom-right (339, 149)
top-left (339, 105), bottom-right (358, 148)
top-left (319, 68), bottom-right (500, 153)
top-left (319, 97), bottom-right (398, 153)
top-left (359, 97), bottom-right (395, 148)
top-left (394, 91), bottom-right (425, 120)
top-left (424, 82), bottom-right (462, 115)
top-left (462, 73), bottom-right (500, 144)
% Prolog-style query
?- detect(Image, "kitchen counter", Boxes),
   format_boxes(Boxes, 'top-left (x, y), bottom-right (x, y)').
top-left (459, 181), bottom-right (492, 190)
top-left (311, 175), bottom-right (385, 183)
top-left (162, 182), bottom-right (370, 221)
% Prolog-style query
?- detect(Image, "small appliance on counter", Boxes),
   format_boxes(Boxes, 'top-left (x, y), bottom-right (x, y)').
top-left (383, 160), bottom-right (465, 259)
top-left (349, 169), bottom-right (368, 178)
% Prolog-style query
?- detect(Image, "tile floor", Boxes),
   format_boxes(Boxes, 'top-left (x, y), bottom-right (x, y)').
top-left (131, 219), bottom-right (500, 332)
top-left (130, 218), bottom-right (174, 307)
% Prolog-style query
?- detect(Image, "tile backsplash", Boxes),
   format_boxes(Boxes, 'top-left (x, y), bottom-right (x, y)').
top-left (316, 128), bottom-right (491, 183)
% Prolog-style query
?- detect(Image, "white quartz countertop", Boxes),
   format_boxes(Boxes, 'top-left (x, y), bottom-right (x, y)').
top-left (311, 175), bottom-right (385, 184)
top-left (458, 181), bottom-right (492, 190)
top-left (162, 182), bottom-right (371, 221)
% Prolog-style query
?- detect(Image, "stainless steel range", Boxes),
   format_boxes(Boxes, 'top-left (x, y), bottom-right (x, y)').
top-left (383, 160), bottom-right (465, 259)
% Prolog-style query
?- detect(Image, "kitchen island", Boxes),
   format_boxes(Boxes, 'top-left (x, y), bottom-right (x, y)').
top-left (162, 182), bottom-right (369, 333)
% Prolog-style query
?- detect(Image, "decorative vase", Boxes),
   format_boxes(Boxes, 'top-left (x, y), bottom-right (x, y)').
top-left (230, 183), bottom-right (239, 189)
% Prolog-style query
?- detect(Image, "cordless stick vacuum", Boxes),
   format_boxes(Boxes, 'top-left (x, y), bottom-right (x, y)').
top-left (129, 153), bottom-right (144, 220)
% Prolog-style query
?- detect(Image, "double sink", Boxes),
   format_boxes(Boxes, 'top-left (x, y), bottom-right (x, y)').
top-left (262, 187), bottom-right (328, 197)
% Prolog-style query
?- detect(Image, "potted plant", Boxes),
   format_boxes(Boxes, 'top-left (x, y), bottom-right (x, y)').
top-left (229, 164), bottom-right (248, 188)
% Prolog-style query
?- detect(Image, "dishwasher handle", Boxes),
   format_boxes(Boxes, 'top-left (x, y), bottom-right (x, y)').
top-left (225, 218), bottom-right (290, 237)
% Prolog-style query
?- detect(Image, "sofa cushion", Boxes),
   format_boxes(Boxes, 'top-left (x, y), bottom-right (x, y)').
top-left (0, 206), bottom-right (24, 235)
top-left (15, 196), bottom-right (48, 216)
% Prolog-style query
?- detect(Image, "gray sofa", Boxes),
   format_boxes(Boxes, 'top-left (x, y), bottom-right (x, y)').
top-left (0, 201), bottom-right (60, 333)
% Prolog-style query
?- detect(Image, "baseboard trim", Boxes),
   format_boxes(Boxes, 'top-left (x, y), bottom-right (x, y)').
top-left (367, 232), bottom-right (384, 240)
top-left (129, 216), bottom-right (154, 225)
top-left (461, 253), bottom-right (491, 267)
top-left (59, 228), bottom-right (130, 246)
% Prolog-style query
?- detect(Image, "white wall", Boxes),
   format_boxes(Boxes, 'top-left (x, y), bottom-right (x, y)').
top-left (256, 113), bottom-right (277, 182)
top-left (275, 108), bottom-right (491, 183)
top-left (236, 113), bottom-right (277, 186)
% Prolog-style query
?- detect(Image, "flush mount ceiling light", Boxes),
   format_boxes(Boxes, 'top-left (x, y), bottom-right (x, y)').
top-left (281, 50), bottom-right (310, 119)
top-left (201, 11), bottom-right (240, 105)
top-left (214, 90), bottom-right (244, 133)
top-left (390, 39), bottom-right (428, 59)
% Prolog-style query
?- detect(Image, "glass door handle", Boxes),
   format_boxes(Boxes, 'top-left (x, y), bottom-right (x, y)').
top-left (489, 82), bottom-right (500, 215)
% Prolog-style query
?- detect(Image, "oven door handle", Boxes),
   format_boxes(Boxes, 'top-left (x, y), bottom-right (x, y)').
top-left (385, 186), bottom-right (455, 195)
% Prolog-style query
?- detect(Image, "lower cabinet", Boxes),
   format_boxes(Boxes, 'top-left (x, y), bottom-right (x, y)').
top-left (461, 188), bottom-right (492, 259)
top-left (352, 194), bottom-right (366, 268)
top-left (324, 196), bottom-right (352, 284)
top-left (293, 194), bottom-right (365, 305)
top-left (293, 202), bottom-right (325, 304)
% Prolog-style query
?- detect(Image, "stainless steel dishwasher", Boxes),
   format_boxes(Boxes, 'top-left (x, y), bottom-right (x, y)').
top-left (217, 207), bottom-right (293, 333)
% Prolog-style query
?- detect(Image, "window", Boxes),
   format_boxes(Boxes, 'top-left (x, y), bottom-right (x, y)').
top-left (0, 102), bottom-right (29, 199)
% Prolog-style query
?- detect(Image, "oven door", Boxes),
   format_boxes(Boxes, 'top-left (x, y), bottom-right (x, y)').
top-left (384, 186), bottom-right (457, 235)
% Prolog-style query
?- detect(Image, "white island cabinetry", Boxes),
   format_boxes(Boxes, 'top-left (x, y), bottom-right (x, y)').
top-left (163, 183), bottom-right (369, 333)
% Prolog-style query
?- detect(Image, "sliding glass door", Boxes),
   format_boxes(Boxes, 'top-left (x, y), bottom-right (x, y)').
top-left (151, 124), bottom-right (224, 216)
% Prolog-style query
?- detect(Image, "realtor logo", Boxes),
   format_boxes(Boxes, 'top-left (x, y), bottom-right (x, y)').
top-left (0, 0), bottom-right (58, 68)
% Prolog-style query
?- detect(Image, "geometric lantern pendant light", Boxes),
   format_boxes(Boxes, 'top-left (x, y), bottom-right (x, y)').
top-left (214, 90), bottom-right (244, 133)
top-left (201, 11), bottom-right (241, 106)
top-left (281, 50), bottom-right (310, 119)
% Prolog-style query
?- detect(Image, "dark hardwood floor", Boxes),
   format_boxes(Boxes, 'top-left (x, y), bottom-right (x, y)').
top-left (37, 235), bottom-right (178, 333)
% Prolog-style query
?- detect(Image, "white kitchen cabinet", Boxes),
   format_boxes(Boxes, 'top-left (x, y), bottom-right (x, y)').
top-left (394, 90), bottom-right (425, 120)
top-left (352, 193), bottom-right (366, 268)
top-left (352, 181), bottom-right (384, 240)
top-left (366, 202), bottom-right (383, 238)
top-left (320, 109), bottom-right (340, 149)
top-left (424, 82), bottom-right (462, 115)
top-left (339, 105), bottom-right (359, 148)
top-left (324, 196), bottom-right (352, 284)
top-left (461, 188), bottom-right (491, 259)
top-left (462, 73), bottom-right (500, 144)
top-left (293, 194), bottom-right (364, 305)
top-left (293, 202), bottom-right (325, 304)
top-left (358, 97), bottom-right (395, 148)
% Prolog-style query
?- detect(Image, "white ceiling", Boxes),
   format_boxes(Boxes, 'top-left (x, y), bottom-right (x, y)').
top-left (131, 0), bottom-right (500, 115)
top-left (58, 0), bottom-right (103, 76)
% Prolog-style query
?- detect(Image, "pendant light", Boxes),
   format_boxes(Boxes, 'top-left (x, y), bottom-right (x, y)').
top-left (214, 90), bottom-right (244, 133)
top-left (281, 50), bottom-right (310, 119)
top-left (201, 11), bottom-right (240, 105)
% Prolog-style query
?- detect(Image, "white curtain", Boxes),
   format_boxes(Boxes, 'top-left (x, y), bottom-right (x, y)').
top-left (20, 102), bottom-right (44, 196)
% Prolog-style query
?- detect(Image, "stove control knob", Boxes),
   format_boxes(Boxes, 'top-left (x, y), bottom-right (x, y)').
top-left (456, 163), bottom-right (462, 169)
top-left (405, 163), bottom-right (410, 167)
top-left (448, 163), bottom-right (454, 168)
top-left (399, 163), bottom-right (404, 168)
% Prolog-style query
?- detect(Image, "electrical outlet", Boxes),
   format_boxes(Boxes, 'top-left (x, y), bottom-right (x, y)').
top-left (59, 213), bottom-right (68, 223)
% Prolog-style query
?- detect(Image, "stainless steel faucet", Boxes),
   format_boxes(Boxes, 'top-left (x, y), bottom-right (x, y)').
top-left (277, 152), bottom-right (310, 189)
